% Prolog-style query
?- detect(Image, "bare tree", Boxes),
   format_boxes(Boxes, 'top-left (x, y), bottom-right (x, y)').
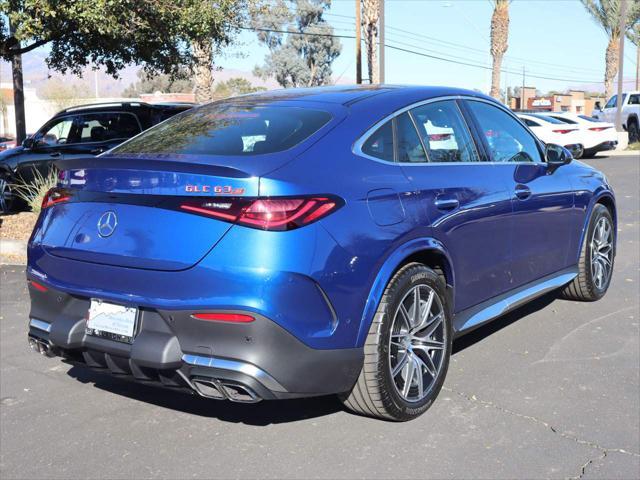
top-left (581, 0), bottom-right (640, 99)
top-left (489, 0), bottom-right (510, 100)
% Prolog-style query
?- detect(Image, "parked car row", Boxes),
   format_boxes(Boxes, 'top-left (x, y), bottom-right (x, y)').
top-left (517, 112), bottom-right (618, 158)
top-left (0, 101), bottom-right (193, 213)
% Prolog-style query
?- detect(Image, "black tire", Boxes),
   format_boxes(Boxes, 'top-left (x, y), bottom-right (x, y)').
top-left (628, 119), bottom-right (639, 144)
top-left (561, 204), bottom-right (615, 301)
top-left (0, 176), bottom-right (14, 214)
top-left (581, 148), bottom-right (597, 159)
top-left (340, 263), bottom-right (452, 421)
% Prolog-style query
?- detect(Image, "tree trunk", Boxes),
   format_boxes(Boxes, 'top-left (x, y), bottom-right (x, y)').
top-left (604, 35), bottom-right (619, 101)
top-left (489, 0), bottom-right (509, 100)
top-left (362, 0), bottom-right (379, 84)
top-left (192, 40), bottom-right (214, 104)
top-left (8, 19), bottom-right (26, 144)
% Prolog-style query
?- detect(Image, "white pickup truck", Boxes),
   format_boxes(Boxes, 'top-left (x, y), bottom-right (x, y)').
top-left (592, 91), bottom-right (640, 143)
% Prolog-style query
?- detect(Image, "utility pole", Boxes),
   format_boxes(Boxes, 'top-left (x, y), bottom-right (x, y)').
top-left (379, 0), bottom-right (385, 84)
top-left (9, 18), bottom-right (26, 145)
top-left (520, 66), bottom-right (525, 110)
top-left (615, 0), bottom-right (627, 132)
top-left (356, 0), bottom-right (362, 84)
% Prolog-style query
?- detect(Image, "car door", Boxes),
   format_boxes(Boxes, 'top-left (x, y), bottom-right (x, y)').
top-left (60, 111), bottom-right (143, 160)
top-left (13, 115), bottom-right (79, 182)
top-left (463, 99), bottom-right (577, 288)
top-left (397, 99), bottom-right (514, 312)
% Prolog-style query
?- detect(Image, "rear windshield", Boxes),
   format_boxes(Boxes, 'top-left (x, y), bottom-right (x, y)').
top-left (528, 113), bottom-right (564, 124)
top-left (112, 104), bottom-right (332, 156)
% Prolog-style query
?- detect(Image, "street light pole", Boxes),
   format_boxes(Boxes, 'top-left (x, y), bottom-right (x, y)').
top-left (379, 0), bottom-right (385, 84)
top-left (615, 0), bottom-right (627, 132)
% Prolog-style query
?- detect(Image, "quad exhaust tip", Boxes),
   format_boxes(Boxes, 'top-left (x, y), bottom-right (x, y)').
top-left (191, 377), bottom-right (261, 403)
top-left (28, 336), bottom-right (57, 358)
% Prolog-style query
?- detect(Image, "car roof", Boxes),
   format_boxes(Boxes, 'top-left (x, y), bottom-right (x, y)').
top-left (53, 101), bottom-right (193, 117)
top-left (224, 84), bottom-right (496, 107)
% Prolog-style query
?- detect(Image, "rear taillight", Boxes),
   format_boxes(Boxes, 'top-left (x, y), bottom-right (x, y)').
top-left (589, 126), bottom-right (612, 132)
top-left (552, 129), bottom-right (577, 134)
top-left (179, 196), bottom-right (342, 231)
top-left (41, 188), bottom-right (71, 209)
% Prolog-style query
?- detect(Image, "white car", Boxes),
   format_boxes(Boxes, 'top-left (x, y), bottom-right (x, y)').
top-left (517, 113), bottom-right (584, 158)
top-left (592, 91), bottom-right (640, 144)
top-left (537, 112), bottom-right (618, 158)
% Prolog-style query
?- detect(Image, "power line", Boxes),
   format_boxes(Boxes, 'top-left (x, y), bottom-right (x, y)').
top-left (241, 25), bottom-right (604, 84)
top-left (324, 12), bottom-right (605, 75)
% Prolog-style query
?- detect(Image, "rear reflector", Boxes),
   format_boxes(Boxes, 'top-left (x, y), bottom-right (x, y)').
top-left (552, 129), bottom-right (577, 134)
top-left (589, 126), bottom-right (612, 132)
top-left (192, 313), bottom-right (255, 323)
top-left (29, 280), bottom-right (48, 292)
top-left (42, 188), bottom-right (71, 209)
top-left (179, 196), bottom-right (342, 231)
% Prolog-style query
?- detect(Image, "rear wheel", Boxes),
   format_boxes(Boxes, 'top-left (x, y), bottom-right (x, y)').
top-left (562, 204), bottom-right (614, 301)
top-left (340, 263), bottom-right (452, 421)
top-left (628, 120), bottom-right (639, 144)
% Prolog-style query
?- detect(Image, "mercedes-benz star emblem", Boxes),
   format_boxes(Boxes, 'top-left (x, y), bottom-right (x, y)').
top-left (97, 211), bottom-right (118, 238)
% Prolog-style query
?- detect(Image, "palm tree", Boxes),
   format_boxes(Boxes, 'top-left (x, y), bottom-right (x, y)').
top-left (192, 40), bottom-right (214, 103)
top-left (581, 0), bottom-right (640, 100)
top-left (489, 0), bottom-right (510, 100)
top-left (362, 0), bottom-right (379, 84)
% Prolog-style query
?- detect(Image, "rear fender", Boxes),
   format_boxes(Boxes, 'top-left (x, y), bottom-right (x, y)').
top-left (355, 237), bottom-right (454, 347)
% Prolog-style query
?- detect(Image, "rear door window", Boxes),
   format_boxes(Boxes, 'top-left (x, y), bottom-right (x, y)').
top-left (78, 113), bottom-right (141, 143)
top-left (113, 104), bottom-right (332, 156)
top-left (410, 100), bottom-right (479, 163)
top-left (395, 113), bottom-right (427, 163)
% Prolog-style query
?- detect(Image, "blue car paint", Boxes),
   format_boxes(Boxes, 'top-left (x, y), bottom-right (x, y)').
top-left (27, 86), bottom-right (616, 353)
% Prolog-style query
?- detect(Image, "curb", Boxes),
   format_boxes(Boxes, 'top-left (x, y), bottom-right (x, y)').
top-left (0, 239), bottom-right (28, 255)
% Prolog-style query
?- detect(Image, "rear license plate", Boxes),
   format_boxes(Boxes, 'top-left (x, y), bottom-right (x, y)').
top-left (86, 299), bottom-right (138, 344)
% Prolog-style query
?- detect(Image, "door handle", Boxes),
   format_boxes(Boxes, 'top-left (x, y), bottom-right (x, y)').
top-left (514, 184), bottom-right (532, 200)
top-left (49, 152), bottom-right (61, 158)
top-left (90, 148), bottom-right (105, 155)
top-left (434, 197), bottom-right (460, 211)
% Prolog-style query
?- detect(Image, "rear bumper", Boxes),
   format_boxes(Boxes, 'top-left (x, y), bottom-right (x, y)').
top-left (584, 140), bottom-right (618, 154)
top-left (27, 281), bottom-right (363, 401)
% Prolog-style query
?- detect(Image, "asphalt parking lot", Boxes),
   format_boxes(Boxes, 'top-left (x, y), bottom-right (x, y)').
top-left (1, 154), bottom-right (638, 480)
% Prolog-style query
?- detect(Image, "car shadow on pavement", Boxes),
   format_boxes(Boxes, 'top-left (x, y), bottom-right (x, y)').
top-left (65, 365), bottom-right (344, 425)
top-left (63, 291), bottom-right (561, 424)
top-left (452, 291), bottom-right (559, 354)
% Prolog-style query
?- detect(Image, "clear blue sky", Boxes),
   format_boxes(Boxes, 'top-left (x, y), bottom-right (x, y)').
top-left (221, 0), bottom-right (638, 93)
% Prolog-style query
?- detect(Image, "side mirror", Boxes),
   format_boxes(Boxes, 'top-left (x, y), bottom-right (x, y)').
top-left (545, 143), bottom-right (572, 171)
top-left (22, 138), bottom-right (34, 149)
top-left (594, 101), bottom-right (602, 111)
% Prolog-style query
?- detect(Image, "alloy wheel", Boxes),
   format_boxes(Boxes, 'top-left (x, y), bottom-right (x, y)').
top-left (590, 217), bottom-right (613, 290)
top-left (388, 285), bottom-right (446, 402)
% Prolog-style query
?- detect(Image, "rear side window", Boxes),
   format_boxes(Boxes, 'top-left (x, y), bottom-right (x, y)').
top-left (113, 104), bottom-right (331, 156)
top-left (362, 120), bottom-right (394, 161)
top-left (467, 101), bottom-right (542, 163)
top-left (411, 101), bottom-right (479, 163)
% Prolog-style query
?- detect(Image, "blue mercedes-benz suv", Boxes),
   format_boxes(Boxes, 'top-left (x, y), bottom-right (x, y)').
top-left (26, 85), bottom-right (616, 421)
